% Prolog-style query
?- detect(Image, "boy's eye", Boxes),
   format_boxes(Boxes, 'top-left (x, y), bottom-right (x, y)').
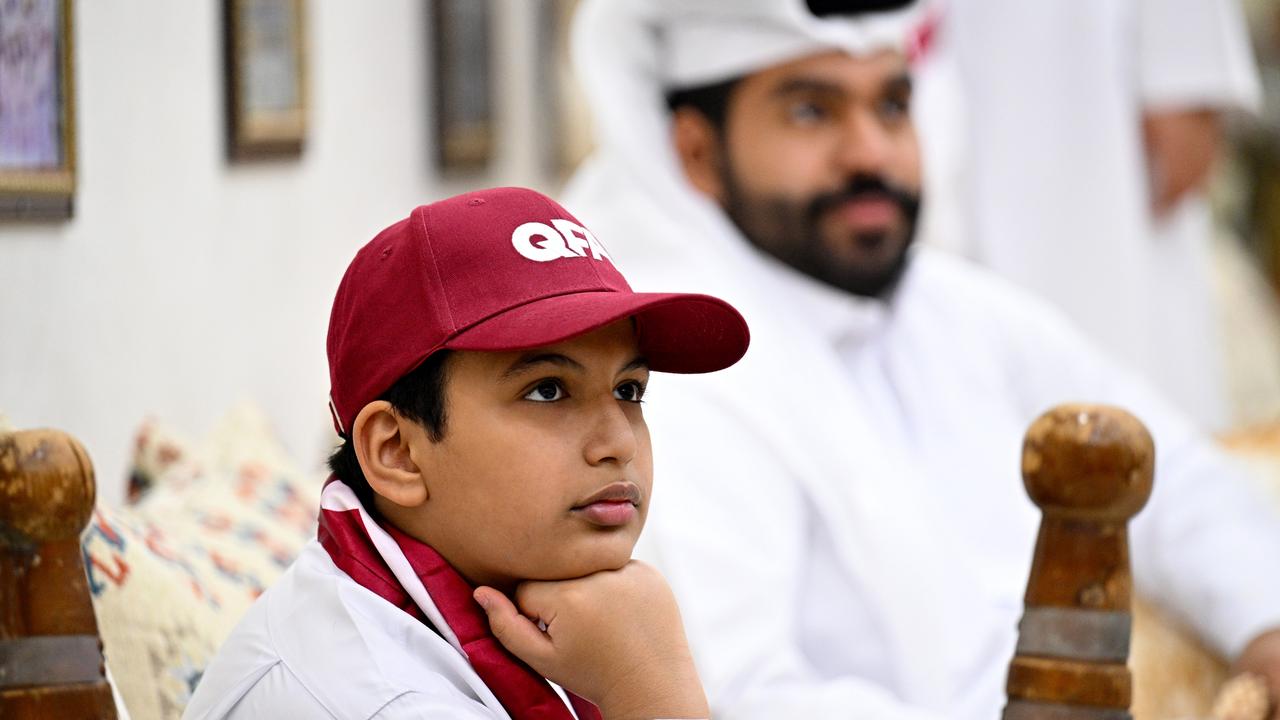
top-left (614, 380), bottom-right (645, 403)
top-left (524, 380), bottom-right (566, 402)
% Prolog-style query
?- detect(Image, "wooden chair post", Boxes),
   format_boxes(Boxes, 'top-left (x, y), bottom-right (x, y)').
top-left (1003, 405), bottom-right (1154, 720)
top-left (0, 429), bottom-right (117, 719)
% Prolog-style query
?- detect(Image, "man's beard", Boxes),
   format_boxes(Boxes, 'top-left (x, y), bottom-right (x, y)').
top-left (721, 170), bottom-right (922, 299)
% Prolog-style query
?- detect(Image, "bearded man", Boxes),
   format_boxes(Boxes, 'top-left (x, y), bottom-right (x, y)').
top-left (561, 1), bottom-right (1280, 717)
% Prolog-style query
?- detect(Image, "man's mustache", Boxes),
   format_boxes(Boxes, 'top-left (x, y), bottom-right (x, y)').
top-left (808, 175), bottom-right (921, 221)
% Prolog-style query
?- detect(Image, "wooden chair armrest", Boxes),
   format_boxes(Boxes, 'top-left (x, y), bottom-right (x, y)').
top-left (0, 428), bottom-right (117, 719)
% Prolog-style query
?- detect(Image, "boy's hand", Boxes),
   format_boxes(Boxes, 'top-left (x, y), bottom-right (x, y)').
top-left (474, 560), bottom-right (710, 720)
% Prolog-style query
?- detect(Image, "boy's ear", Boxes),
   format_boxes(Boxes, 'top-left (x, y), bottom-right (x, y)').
top-left (672, 108), bottom-right (727, 205)
top-left (352, 401), bottom-right (431, 508)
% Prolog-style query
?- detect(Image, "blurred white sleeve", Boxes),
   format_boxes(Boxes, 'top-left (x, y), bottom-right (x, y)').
top-left (1137, 0), bottom-right (1262, 111)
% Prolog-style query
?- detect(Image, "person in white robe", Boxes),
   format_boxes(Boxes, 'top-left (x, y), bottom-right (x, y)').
top-left (927, 0), bottom-right (1262, 430)
top-left (560, 1), bottom-right (1280, 717)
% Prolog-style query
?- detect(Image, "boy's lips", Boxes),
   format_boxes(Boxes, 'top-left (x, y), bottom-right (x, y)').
top-left (572, 481), bottom-right (642, 527)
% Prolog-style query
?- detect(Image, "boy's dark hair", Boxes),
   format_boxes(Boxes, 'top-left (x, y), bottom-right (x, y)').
top-left (665, 76), bottom-right (743, 131)
top-left (327, 350), bottom-right (452, 513)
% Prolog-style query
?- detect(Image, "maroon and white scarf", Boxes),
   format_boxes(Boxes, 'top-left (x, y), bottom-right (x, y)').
top-left (317, 477), bottom-right (602, 720)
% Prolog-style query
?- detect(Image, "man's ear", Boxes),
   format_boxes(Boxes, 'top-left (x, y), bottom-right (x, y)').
top-left (671, 108), bottom-right (728, 204)
top-left (352, 401), bottom-right (430, 508)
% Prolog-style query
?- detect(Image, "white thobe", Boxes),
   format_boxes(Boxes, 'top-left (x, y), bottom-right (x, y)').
top-left (560, 3), bottom-right (1280, 713)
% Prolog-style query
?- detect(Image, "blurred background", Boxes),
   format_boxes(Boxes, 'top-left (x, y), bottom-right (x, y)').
top-left (3, 0), bottom-right (1280, 506)
top-left (0, 1), bottom-right (589, 505)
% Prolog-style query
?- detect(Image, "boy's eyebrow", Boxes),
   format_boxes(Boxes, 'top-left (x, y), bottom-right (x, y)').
top-left (500, 353), bottom-right (650, 379)
top-left (501, 353), bottom-right (586, 379)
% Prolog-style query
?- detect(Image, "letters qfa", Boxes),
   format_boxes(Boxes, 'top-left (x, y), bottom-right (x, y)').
top-left (512, 219), bottom-right (613, 263)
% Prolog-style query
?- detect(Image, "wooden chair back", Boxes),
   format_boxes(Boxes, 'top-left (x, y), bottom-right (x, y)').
top-left (1003, 404), bottom-right (1154, 719)
top-left (0, 428), bottom-right (117, 719)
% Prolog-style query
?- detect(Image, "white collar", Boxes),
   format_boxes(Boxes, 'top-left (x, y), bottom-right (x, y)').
top-left (748, 246), bottom-right (893, 347)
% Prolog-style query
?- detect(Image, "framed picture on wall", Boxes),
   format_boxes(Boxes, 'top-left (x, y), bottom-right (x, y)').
top-left (432, 0), bottom-right (493, 174)
top-left (0, 0), bottom-right (75, 220)
top-left (533, 0), bottom-right (591, 181)
top-left (224, 0), bottom-right (307, 160)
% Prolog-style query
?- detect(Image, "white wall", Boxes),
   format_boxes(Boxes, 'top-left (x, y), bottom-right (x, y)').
top-left (0, 0), bottom-right (552, 504)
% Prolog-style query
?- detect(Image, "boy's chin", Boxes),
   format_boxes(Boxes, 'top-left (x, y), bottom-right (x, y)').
top-left (538, 543), bottom-right (637, 582)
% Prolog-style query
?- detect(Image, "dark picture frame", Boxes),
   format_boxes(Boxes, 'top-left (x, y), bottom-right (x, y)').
top-left (224, 0), bottom-right (307, 160)
top-left (432, 0), bottom-right (494, 174)
top-left (0, 0), bottom-right (75, 220)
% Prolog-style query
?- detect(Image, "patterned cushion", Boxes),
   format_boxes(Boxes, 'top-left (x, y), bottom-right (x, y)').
top-left (84, 403), bottom-right (324, 720)
top-left (127, 416), bottom-right (202, 503)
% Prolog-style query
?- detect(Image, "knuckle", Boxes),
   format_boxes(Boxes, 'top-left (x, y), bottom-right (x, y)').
top-left (629, 559), bottom-right (657, 577)
top-left (561, 586), bottom-right (586, 608)
top-left (489, 617), bottom-right (514, 644)
top-left (514, 583), bottom-right (539, 610)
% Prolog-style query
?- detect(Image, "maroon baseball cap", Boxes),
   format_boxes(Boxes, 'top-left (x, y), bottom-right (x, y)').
top-left (326, 187), bottom-right (750, 435)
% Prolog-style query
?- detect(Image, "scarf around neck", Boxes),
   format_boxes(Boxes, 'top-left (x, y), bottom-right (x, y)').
top-left (317, 477), bottom-right (602, 720)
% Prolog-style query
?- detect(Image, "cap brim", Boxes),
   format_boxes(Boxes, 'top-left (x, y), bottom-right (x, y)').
top-left (444, 291), bottom-right (749, 373)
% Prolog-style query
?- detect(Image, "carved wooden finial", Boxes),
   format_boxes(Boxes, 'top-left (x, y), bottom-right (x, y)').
top-left (1004, 404), bottom-right (1154, 720)
top-left (0, 428), bottom-right (117, 719)
top-left (0, 429), bottom-right (97, 546)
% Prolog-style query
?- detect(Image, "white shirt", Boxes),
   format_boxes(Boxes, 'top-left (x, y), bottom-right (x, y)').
top-left (559, 5), bottom-right (1280, 712)
top-left (182, 540), bottom-right (574, 720)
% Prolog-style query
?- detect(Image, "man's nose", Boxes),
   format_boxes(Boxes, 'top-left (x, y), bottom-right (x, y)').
top-left (835, 109), bottom-right (893, 176)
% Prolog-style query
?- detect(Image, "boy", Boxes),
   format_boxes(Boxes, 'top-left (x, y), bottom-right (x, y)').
top-left (182, 187), bottom-right (750, 719)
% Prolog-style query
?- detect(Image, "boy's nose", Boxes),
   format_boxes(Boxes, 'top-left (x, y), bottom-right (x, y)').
top-left (584, 401), bottom-right (639, 466)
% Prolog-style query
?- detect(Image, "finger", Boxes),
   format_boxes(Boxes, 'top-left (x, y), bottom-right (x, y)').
top-left (512, 579), bottom-right (567, 625)
top-left (474, 586), bottom-right (554, 665)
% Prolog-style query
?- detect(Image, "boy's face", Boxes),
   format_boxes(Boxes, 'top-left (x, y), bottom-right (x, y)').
top-left (397, 320), bottom-right (653, 590)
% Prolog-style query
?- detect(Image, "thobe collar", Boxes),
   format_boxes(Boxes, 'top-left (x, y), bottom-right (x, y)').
top-left (749, 248), bottom-right (896, 348)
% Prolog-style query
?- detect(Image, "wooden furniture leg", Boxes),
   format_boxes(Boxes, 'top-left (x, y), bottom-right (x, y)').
top-left (1003, 405), bottom-right (1154, 720)
top-left (0, 428), bottom-right (117, 719)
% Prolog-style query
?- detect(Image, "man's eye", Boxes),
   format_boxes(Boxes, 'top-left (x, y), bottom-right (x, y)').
top-left (614, 380), bottom-right (646, 403)
top-left (524, 380), bottom-right (566, 402)
top-left (879, 96), bottom-right (910, 124)
top-left (787, 101), bottom-right (830, 125)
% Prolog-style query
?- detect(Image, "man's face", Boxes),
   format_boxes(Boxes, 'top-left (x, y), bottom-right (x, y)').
top-left (408, 320), bottom-right (653, 590)
top-left (693, 50), bottom-right (922, 297)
